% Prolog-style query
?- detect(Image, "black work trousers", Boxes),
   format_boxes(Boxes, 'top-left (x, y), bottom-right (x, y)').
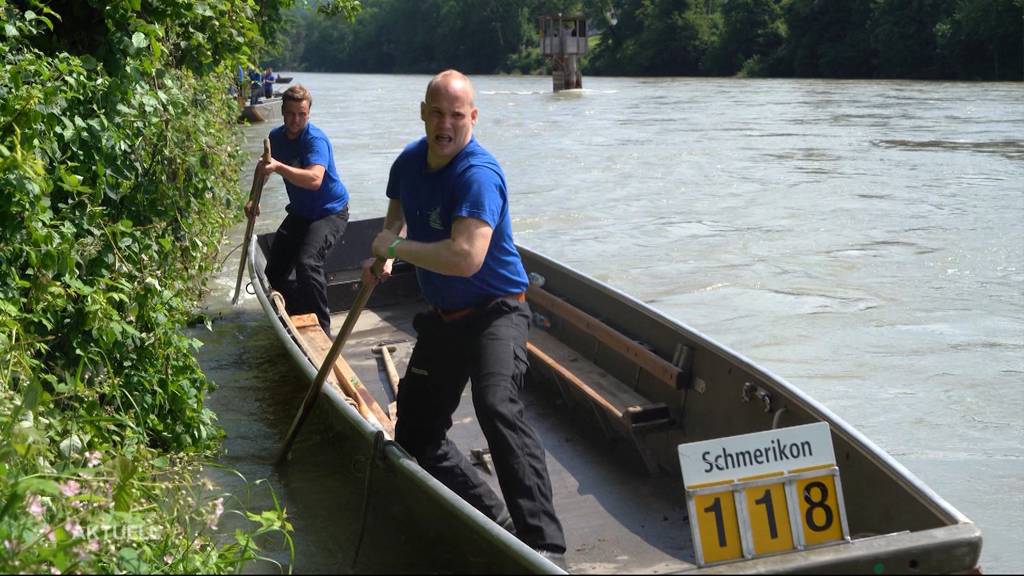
top-left (265, 208), bottom-right (348, 335)
top-left (395, 298), bottom-right (566, 553)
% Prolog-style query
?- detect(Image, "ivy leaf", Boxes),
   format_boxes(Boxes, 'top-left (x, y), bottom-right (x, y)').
top-left (131, 32), bottom-right (147, 49)
top-left (22, 380), bottom-right (43, 412)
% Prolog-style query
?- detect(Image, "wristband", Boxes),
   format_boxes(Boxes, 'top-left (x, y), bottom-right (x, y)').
top-left (387, 237), bottom-right (403, 260)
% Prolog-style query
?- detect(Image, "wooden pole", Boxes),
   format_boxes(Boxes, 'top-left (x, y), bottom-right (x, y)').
top-left (275, 259), bottom-right (384, 465)
top-left (231, 138), bottom-right (271, 305)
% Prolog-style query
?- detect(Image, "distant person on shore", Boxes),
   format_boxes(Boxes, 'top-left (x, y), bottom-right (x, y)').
top-left (246, 84), bottom-right (350, 335)
top-left (361, 70), bottom-right (567, 567)
top-left (262, 67), bottom-right (277, 99)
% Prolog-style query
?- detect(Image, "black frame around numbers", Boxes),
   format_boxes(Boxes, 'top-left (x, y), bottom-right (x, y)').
top-left (686, 466), bottom-right (850, 567)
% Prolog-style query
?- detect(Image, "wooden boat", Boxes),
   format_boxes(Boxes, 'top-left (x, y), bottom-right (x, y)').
top-left (248, 217), bottom-right (982, 574)
top-left (239, 97), bottom-right (282, 124)
top-left (275, 75), bottom-right (293, 84)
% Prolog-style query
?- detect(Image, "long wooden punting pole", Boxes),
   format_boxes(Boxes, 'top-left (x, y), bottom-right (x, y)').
top-left (231, 138), bottom-right (272, 305)
top-left (275, 258), bottom-right (385, 465)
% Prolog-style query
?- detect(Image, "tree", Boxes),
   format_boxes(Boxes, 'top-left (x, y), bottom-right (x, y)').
top-left (704, 0), bottom-right (783, 75)
top-left (777, 0), bottom-right (875, 77)
top-left (935, 0), bottom-right (1024, 80)
top-left (588, 0), bottom-right (716, 75)
top-left (870, 0), bottom-right (953, 79)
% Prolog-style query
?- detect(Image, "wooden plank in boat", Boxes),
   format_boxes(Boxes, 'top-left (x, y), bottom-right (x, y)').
top-left (289, 313), bottom-right (395, 438)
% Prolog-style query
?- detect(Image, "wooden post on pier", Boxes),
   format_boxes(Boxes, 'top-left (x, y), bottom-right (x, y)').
top-left (539, 14), bottom-right (588, 92)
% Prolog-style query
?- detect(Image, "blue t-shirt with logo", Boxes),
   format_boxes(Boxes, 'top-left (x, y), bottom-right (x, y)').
top-left (269, 122), bottom-right (348, 220)
top-left (386, 137), bottom-right (528, 310)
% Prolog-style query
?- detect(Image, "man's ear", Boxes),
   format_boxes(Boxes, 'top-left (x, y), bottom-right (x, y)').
top-left (420, 101), bottom-right (427, 122)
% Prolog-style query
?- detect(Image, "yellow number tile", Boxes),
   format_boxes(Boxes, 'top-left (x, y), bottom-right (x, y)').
top-left (744, 482), bottom-right (795, 555)
top-left (795, 475), bottom-right (844, 546)
top-left (693, 491), bottom-right (743, 564)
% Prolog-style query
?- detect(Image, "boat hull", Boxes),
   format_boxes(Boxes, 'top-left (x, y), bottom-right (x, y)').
top-left (247, 217), bottom-right (981, 573)
top-left (240, 97), bottom-right (283, 124)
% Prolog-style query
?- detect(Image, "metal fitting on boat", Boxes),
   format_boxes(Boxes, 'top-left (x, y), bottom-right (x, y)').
top-left (741, 382), bottom-right (773, 412)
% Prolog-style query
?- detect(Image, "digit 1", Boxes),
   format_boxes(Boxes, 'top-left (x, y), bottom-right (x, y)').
top-left (703, 496), bottom-right (727, 548)
top-left (754, 488), bottom-right (779, 539)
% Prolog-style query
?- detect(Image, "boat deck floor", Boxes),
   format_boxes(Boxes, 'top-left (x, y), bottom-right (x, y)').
top-left (331, 301), bottom-right (696, 574)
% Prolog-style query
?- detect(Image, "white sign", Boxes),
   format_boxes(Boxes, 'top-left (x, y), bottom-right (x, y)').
top-left (678, 422), bottom-right (836, 487)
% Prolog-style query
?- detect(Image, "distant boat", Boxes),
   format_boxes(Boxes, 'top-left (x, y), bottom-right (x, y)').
top-left (275, 76), bottom-right (293, 84)
top-left (246, 217), bottom-right (983, 574)
top-left (239, 97), bottom-right (282, 124)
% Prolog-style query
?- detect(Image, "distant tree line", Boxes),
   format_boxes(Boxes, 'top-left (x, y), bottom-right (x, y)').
top-left (268, 0), bottom-right (1022, 80)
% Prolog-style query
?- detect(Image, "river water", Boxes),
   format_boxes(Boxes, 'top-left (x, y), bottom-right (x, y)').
top-left (194, 74), bottom-right (1023, 573)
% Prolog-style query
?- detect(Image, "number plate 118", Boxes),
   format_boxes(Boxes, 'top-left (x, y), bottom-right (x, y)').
top-left (687, 467), bottom-right (849, 566)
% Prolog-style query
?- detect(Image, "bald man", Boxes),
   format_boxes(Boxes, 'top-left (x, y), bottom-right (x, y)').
top-left (365, 70), bottom-right (566, 562)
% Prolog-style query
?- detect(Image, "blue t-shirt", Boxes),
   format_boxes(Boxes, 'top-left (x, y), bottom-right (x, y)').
top-left (386, 137), bottom-right (528, 310)
top-left (269, 122), bottom-right (348, 220)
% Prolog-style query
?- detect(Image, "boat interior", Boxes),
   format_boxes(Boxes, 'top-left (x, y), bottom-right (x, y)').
top-left (253, 218), bottom-right (980, 574)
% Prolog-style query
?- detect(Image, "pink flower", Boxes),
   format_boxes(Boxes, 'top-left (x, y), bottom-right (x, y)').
top-left (26, 494), bottom-right (45, 520)
top-left (206, 497), bottom-right (225, 529)
top-left (86, 539), bottom-right (100, 552)
top-left (84, 451), bottom-right (102, 467)
top-left (59, 480), bottom-right (81, 498)
top-left (42, 524), bottom-right (56, 542)
top-left (64, 520), bottom-right (83, 538)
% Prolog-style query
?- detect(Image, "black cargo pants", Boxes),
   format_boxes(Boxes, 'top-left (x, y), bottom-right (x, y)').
top-left (265, 207), bottom-right (348, 335)
top-left (395, 298), bottom-right (566, 553)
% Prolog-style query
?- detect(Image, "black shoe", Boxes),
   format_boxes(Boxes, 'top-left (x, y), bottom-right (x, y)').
top-left (534, 548), bottom-right (568, 572)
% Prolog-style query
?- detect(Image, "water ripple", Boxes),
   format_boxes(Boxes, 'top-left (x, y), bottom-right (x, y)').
top-left (873, 138), bottom-right (1024, 160)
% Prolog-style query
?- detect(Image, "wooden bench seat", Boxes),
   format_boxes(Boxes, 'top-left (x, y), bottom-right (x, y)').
top-left (524, 284), bottom-right (690, 474)
top-left (527, 285), bottom-right (689, 391)
top-left (528, 330), bottom-right (672, 435)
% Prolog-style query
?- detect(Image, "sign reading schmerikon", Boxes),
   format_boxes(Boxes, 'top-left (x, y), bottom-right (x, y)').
top-left (677, 422), bottom-right (850, 566)
top-left (679, 422), bottom-right (836, 487)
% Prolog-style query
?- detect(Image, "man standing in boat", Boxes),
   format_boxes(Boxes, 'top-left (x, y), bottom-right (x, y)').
top-left (246, 84), bottom-right (349, 336)
top-left (262, 66), bottom-right (277, 99)
top-left (363, 70), bottom-right (567, 564)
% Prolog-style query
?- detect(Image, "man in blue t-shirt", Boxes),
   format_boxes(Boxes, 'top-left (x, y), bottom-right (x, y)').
top-left (362, 70), bottom-right (566, 564)
top-left (246, 84), bottom-right (349, 335)
top-left (262, 67), bottom-right (276, 99)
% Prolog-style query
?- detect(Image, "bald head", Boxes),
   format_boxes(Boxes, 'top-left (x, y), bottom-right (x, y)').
top-left (420, 69), bottom-right (479, 171)
top-left (425, 69), bottom-right (476, 107)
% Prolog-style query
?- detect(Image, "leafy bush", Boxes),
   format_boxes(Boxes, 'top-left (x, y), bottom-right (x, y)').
top-left (0, 2), bottom-right (292, 573)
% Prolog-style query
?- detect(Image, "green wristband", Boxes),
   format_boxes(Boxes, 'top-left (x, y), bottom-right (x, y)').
top-left (387, 237), bottom-right (403, 259)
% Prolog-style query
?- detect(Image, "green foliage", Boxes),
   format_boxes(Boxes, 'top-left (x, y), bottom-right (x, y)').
top-left (932, 0), bottom-right (1024, 80)
top-left (703, 0), bottom-right (783, 76)
top-left (586, 0), bottom-right (715, 75)
top-left (256, 0), bottom-right (362, 62)
top-left (0, 1), bottom-right (303, 572)
top-left (779, 0), bottom-right (876, 78)
top-left (277, 0), bottom-right (603, 74)
top-left (271, 0), bottom-right (1022, 79)
top-left (870, 0), bottom-right (952, 79)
